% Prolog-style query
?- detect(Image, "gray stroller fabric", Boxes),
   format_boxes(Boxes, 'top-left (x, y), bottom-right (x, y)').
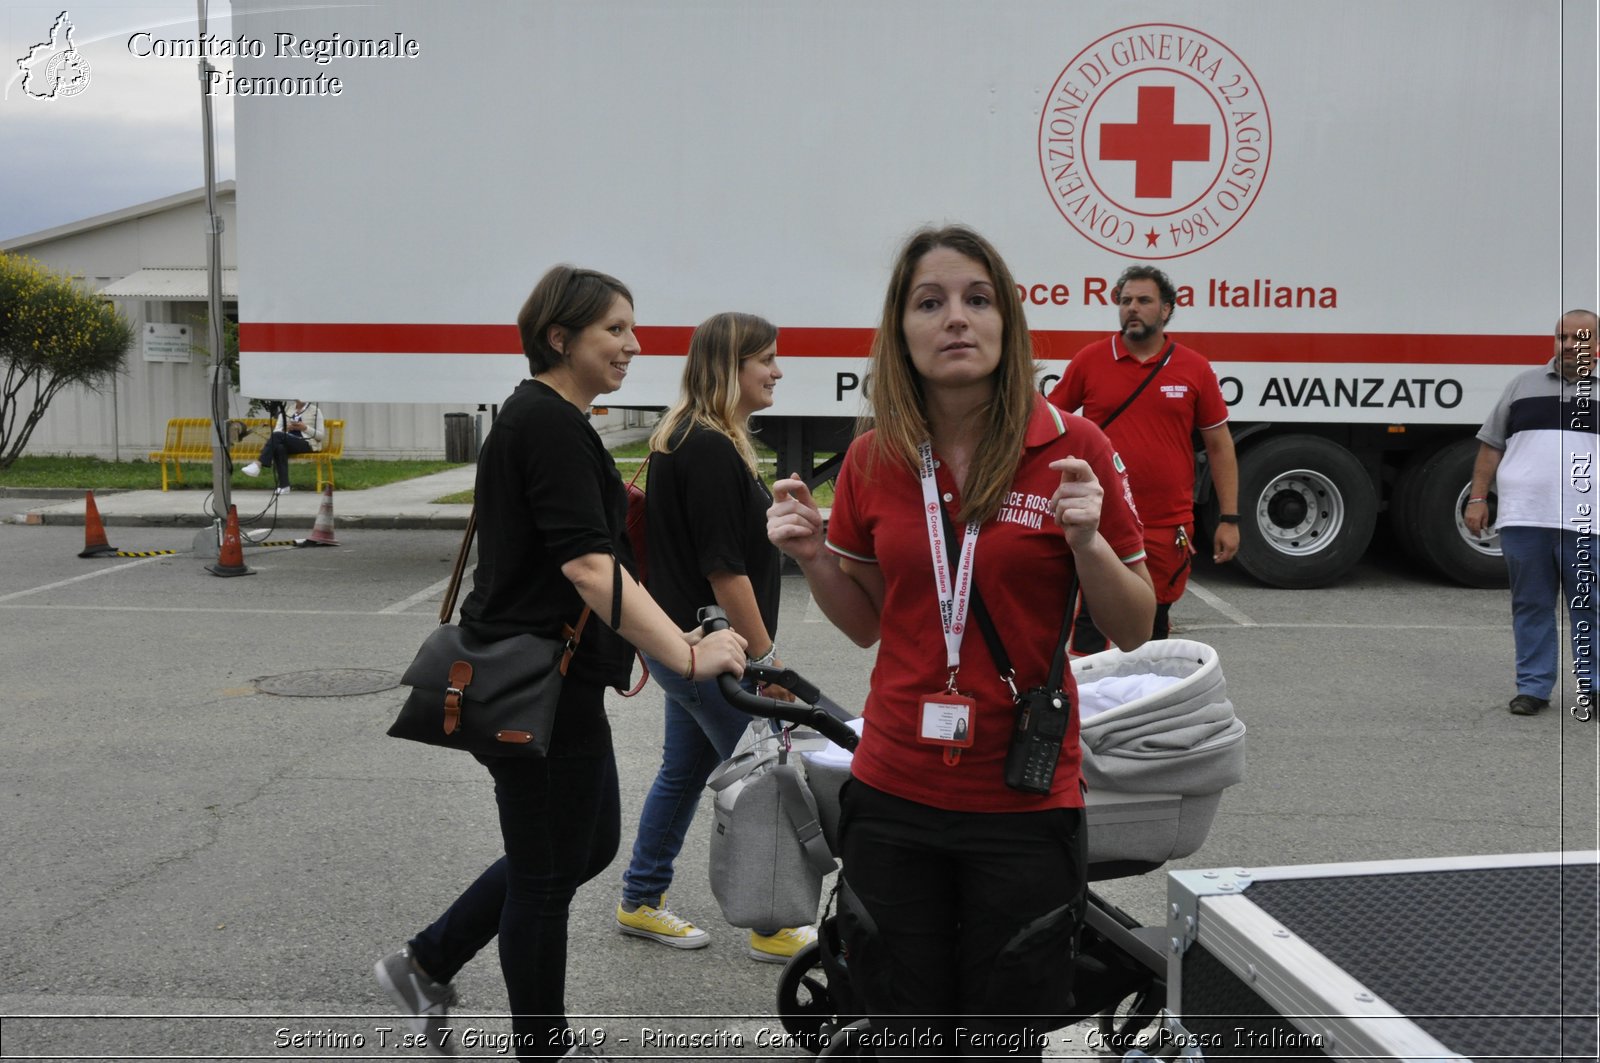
top-left (1074, 638), bottom-right (1246, 797)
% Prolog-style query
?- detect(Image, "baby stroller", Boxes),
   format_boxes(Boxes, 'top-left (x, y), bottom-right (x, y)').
top-left (700, 609), bottom-right (1247, 1056)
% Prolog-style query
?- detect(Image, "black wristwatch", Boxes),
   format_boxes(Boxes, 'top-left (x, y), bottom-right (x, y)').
top-left (1218, 514), bottom-right (1240, 524)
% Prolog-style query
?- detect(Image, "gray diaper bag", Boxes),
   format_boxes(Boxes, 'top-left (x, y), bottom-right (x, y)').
top-left (706, 741), bottom-right (837, 930)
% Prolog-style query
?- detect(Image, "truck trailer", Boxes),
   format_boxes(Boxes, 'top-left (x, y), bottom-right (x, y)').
top-left (232, 0), bottom-right (1598, 589)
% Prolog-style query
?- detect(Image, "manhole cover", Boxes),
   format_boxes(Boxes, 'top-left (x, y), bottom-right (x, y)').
top-left (254, 669), bottom-right (401, 697)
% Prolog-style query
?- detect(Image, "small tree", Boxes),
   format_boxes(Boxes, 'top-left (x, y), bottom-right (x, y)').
top-left (0, 253), bottom-right (135, 469)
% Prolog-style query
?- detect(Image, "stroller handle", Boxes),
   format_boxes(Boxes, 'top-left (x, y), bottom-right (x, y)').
top-left (700, 607), bottom-right (860, 752)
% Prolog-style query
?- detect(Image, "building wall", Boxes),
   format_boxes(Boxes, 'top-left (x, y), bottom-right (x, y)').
top-left (3, 188), bottom-right (610, 462)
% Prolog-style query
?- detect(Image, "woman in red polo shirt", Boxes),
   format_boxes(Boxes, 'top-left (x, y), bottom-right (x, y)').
top-left (768, 225), bottom-right (1154, 1056)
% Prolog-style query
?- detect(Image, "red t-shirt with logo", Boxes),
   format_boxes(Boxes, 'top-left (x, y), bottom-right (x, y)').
top-left (1048, 336), bottom-right (1229, 527)
top-left (825, 397), bottom-right (1147, 813)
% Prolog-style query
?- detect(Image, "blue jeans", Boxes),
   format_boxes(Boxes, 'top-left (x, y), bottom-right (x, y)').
top-left (620, 654), bottom-right (757, 910)
top-left (256, 430), bottom-right (311, 488)
top-left (408, 713), bottom-right (620, 1063)
top-left (1500, 525), bottom-right (1598, 699)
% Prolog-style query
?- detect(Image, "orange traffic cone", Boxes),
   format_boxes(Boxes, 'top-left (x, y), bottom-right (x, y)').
top-left (206, 505), bottom-right (255, 577)
top-left (297, 483), bottom-right (340, 547)
top-left (78, 491), bottom-right (117, 558)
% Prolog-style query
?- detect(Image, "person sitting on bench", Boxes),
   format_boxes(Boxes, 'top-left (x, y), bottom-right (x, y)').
top-left (242, 398), bottom-right (324, 494)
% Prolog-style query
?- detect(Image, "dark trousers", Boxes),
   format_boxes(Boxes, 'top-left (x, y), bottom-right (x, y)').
top-left (836, 780), bottom-right (1087, 1059)
top-left (409, 712), bottom-right (620, 1062)
top-left (256, 430), bottom-right (312, 488)
top-left (1071, 600), bottom-right (1171, 656)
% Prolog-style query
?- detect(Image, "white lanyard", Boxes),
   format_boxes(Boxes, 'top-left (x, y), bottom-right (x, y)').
top-left (918, 441), bottom-right (980, 685)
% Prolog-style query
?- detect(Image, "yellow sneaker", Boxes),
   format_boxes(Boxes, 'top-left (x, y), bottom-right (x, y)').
top-left (748, 925), bottom-right (817, 964)
top-left (616, 901), bottom-right (710, 950)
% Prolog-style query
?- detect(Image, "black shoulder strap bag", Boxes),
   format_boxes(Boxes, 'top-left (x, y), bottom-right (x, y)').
top-left (1098, 341), bottom-right (1175, 430)
top-left (389, 504), bottom-right (642, 758)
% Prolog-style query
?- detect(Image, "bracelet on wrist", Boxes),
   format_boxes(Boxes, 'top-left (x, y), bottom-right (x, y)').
top-left (748, 644), bottom-right (778, 668)
top-left (1217, 514), bottom-right (1240, 525)
top-left (682, 645), bottom-right (696, 680)
top-left (1467, 497), bottom-right (1489, 505)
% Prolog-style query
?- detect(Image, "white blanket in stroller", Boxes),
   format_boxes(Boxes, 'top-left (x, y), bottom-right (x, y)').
top-left (751, 639), bottom-right (1243, 876)
top-left (1073, 637), bottom-right (1246, 798)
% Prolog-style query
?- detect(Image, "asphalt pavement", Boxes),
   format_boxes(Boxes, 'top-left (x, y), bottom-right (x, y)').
top-left (1, 465), bottom-right (1596, 1061)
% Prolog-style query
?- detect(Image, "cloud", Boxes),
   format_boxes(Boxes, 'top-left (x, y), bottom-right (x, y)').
top-left (1, 3), bottom-right (236, 240)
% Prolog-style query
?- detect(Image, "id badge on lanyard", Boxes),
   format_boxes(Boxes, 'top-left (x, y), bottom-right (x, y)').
top-left (917, 441), bottom-right (980, 766)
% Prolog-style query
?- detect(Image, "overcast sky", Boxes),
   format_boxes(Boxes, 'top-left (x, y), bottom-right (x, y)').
top-left (1, 2), bottom-right (236, 241)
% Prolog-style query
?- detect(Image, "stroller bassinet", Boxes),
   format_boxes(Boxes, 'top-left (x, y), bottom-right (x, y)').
top-left (798, 638), bottom-right (1245, 868)
top-left (697, 623), bottom-right (1246, 1053)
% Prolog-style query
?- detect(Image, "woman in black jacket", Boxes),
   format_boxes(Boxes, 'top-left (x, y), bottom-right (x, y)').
top-left (374, 266), bottom-right (747, 1061)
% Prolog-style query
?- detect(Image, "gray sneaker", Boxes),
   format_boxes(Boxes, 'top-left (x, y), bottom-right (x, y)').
top-left (373, 946), bottom-right (457, 1055)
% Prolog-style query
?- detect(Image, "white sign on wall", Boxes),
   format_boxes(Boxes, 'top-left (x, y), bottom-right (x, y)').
top-left (142, 323), bottom-right (193, 363)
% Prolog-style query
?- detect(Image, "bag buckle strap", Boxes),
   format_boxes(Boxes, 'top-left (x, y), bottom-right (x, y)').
top-left (560, 606), bottom-right (594, 677)
top-left (444, 659), bottom-right (473, 735)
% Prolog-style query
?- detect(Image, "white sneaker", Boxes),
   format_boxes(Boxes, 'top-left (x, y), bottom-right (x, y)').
top-left (373, 946), bottom-right (457, 1054)
top-left (274, 486), bottom-right (291, 496)
top-left (241, 462), bottom-right (261, 477)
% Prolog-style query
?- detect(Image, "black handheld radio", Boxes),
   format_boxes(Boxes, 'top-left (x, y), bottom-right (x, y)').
top-left (1003, 686), bottom-right (1073, 795)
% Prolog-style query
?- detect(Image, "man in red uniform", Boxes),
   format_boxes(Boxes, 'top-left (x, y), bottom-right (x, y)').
top-left (1048, 265), bottom-right (1239, 652)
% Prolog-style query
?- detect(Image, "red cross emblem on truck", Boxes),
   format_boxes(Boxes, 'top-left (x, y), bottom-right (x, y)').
top-left (1037, 24), bottom-right (1272, 258)
top-left (1099, 85), bottom-right (1212, 199)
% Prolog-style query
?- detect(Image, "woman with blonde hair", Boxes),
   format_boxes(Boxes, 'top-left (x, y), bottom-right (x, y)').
top-left (767, 225), bottom-right (1154, 1054)
top-left (615, 312), bottom-right (815, 964)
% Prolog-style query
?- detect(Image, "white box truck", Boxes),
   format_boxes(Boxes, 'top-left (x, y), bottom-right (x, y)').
top-left (232, 0), bottom-right (1597, 588)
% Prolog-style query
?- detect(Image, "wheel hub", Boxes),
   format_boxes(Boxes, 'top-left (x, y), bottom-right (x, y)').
top-left (1254, 469), bottom-right (1345, 556)
top-left (1453, 487), bottom-right (1501, 557)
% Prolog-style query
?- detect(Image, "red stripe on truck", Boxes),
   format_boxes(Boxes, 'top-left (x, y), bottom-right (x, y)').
top-left (239, 323), bottom-right (1549, 366)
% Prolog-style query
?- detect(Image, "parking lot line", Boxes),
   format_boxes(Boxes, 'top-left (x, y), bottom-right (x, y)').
top-left (0, 555), bottom-right (169, 604)
top-left (1184, 579), bottom-right (1257, 627)
top-left (379, 576), bottom-right (452, 615)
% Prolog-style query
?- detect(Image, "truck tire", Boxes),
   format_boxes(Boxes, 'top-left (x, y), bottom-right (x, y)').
top-left (1392, 438), bottom-right (1508, 588)
top-left (1234, 435), bottom-right (1376, 588)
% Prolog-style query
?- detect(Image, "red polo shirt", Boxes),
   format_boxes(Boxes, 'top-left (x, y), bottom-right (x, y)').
top-left (825, 397), bottom-right (1146, 813)
top-left (1048, 336), bottom-right (1229, 527)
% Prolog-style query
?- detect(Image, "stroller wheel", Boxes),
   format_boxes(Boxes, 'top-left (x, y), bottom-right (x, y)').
top-left (776, 940), bottom-right (837, 1053)
top-left (818, 1018), bottom-right (875, 1057)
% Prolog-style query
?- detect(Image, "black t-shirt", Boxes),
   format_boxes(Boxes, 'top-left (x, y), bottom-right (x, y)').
top-left (645, 425), bottom-right (780, 639)
top-left (458, 379), bottom-right (637, 753)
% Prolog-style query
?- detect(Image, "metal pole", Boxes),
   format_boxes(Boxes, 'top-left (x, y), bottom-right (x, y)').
top-left (199, 0), bottom-right (230, 521)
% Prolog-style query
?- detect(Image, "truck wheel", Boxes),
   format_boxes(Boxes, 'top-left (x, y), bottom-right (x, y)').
top-left (1393, 438), bottom-right (1507, 588)
top-left (1235, 435), bottom-right (1376, 588)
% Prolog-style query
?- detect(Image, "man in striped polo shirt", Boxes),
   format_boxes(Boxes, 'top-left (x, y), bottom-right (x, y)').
top-left (1467, 309), bottom-right (1600, 716)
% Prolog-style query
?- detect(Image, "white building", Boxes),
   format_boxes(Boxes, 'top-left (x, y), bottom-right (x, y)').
top-left (1, 183), bottom-right (642, 462)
